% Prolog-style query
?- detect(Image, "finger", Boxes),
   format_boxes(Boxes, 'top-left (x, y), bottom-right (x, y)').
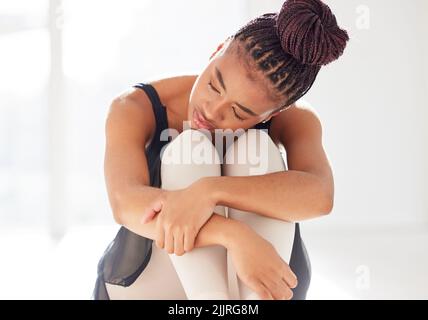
top-left (141, 201), bottom-right (163, 224)
top-left (282, 278), bottom-right (295, 299)
top-left (257, 282), bottom-right (274, 300)
top-left (243, 277), bottom-right (273, 300)
top-left (280, 258), bottom-right (298, 288)
top-left (141, 209), bottom-right (157, 224)
top-left (164, 229), bottom-right (175, 254)
top-left (261, 278), bottom-right (282, 300)
top-left (183, 228), bottom-right (196, 252)
top-left (282, 267), bottom-right (298, 289)
top-left (283, 274), bottom-right (298, 290)
top-left (151, 200), bottom-right (163, 212)
top-left (174, 231), bottom-right (185, 256)
top-left (155, 220), bottom-right (165, 249)
top-left (263, 277), bottom-right (293, 300)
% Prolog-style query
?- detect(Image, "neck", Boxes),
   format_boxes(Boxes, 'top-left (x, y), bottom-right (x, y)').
top-left (163, 75), bottom-right (197, 133)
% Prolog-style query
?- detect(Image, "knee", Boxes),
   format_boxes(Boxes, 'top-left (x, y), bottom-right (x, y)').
top-left (160, 129), bottom-right (221, 188)
top-left (223, 129), bottom-right (285, 176)
top-left (161, 129), bottom-right (221, 166)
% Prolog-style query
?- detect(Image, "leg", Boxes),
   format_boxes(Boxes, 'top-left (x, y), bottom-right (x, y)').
top-left (105, 244), bottom-right (187, 300)
top-left (222, 129), bottom-right (295, 300)
top-left (160, 129), bottom-right (230, 300)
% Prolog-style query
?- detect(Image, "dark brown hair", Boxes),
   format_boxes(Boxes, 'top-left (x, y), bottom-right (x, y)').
top-left (231, 0), bottom-right (349, 113)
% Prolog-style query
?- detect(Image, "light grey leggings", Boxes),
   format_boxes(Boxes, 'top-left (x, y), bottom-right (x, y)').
top-left (106, 129), bottom-right (295, 300)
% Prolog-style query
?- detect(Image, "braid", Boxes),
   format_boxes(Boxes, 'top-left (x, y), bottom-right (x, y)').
top-left (231, 0), bottom-right (349, 112)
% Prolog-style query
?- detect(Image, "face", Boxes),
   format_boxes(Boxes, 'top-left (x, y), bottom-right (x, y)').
top-left (186, 41), bottom-right (282, 132)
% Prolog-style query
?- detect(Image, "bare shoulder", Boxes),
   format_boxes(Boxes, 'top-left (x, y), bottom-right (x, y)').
top-left (107, 76), bottom-right (184, 138)
top-left (150, 75), bottom-right (197, 105)
top-left (270, 99), bottom-right (323, 147)
top-left (107, 86), bottom-right (157, 147)
top-left (107, 75), bottom-right (197, 146)
top-left (111, 74), bottom-right (196, 109)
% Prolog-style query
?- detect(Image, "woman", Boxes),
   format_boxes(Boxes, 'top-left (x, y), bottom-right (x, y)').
top-left (94, 0), bottom-right (348, 300)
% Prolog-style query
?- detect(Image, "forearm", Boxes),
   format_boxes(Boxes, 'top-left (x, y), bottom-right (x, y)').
top-left (107, 183), bottom-right (165, 224)
top-left (111, 184), bottom-right (164, 239)
top-left (194, 213), bottom-right (247, 250)
top-left (114, 185), bottom-right (243, 250)
top-left (205, 171), bottom-right (333, 222)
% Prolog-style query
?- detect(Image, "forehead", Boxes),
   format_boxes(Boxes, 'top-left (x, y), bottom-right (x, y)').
top-left (210, 48), bottom-right (278, 114)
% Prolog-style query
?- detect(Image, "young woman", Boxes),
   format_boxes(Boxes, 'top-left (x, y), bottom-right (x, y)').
top-left (94, 0), bottom-right (348, 300)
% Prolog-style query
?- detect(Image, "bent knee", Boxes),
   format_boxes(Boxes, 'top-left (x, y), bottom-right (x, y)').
top-left (161, 129), bottom-right (221, 165)
top-left (223, 129), bottom-right (284, 176)
top-left (160, 129), bottom-right (222, 188)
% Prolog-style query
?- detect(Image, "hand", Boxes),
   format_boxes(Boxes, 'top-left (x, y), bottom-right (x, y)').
top-left (227, 224), bottom-right (298, 300)
top-left (141, 179), bottom-right (217, 256)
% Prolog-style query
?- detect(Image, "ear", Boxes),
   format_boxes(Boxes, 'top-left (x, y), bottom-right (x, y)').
top-left (209, 42), bottom-right (225, 60)
top-left (263, 110), bottom-right (281, 123)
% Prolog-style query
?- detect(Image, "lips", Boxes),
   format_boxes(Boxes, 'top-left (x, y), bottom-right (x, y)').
top-left (193, 109), bottom-right (215, 130)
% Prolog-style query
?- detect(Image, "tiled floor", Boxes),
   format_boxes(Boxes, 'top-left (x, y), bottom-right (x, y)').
top-left (1, 224), bottom-right (427, 299)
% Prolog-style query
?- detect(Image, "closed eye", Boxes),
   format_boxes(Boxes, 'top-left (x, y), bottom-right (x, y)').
top-left (208, 82), bottom-right (220, 94)
top-left (232, 107), bottom-right (245, 121)
top-left (208, 81), bottom-right (245, 121)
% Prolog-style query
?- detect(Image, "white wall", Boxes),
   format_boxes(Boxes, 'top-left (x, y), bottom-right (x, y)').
top-left (300, 0), bottom-right (428, 228)
top-left (1, 0), bottom-right (427, 231)
top-left (247, 0), bottom-right (428, 228)
top-left (243, 0), bottom-right (428, 229)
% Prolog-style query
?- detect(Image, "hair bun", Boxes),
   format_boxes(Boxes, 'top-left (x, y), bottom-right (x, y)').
top-left (275, 0), bottom-right (349, 66)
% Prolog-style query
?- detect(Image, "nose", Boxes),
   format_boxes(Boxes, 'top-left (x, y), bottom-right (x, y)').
top-left (203, 99), bottom-right (228, 123)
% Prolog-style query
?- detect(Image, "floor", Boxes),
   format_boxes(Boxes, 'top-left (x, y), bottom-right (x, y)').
top-left (1, 224), bottom-right (427, 300)
top-left (302, 222), bottom-right (428, 299)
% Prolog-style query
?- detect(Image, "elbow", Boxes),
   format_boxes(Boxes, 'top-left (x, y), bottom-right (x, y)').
top-left (320, 200), bottom-right (333, 215)
top-left (319, 191), bottom-right (334, 215)
top-left (111, 204), bottom-right (124, 226)
top-left (108, 192), bottom-right (125, 225)
top-left (316, 176), bottom-right (334, 215)
top-left (112, 209), bottom-right (123, 225)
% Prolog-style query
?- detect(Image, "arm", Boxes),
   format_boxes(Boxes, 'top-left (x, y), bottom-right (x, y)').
top-left (104, 90), bottom-right (236, 250)
top-left (104, 90), bottom-right (297, 299)
top-left (117, 191), bottom-right (244, 252)
top-left (203, 102), bottom-right (334, 222)
top-left (204, 171), bottom-right (331, 222)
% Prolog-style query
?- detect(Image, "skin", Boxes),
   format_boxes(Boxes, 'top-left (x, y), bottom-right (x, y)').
top-left (186, 40), bottom-right (282, 133)
top-left (104, 39), bottom-right (334, 300)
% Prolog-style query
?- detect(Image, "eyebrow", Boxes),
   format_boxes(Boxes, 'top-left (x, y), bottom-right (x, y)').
top-left (215, 67), bottom-right (259, 117)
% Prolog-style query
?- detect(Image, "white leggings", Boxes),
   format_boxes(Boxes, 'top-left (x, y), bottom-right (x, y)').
top-left (106, 129), bottom-right (295, 300)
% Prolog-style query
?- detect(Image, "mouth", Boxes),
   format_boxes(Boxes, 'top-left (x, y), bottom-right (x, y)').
top-left (192, 108), bottom-right (215, 130)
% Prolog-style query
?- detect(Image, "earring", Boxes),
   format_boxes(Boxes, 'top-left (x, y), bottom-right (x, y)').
top-left (262, 119), bottom-right (268, 124)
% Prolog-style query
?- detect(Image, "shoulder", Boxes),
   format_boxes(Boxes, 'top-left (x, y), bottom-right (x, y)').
top-left (107, 75), bottom-right (197, 145)
top-left (270, 99), bottom-right (323, 147)
top-left (106, 87), bottom-right (157, 147)
top-left (150, 75), bottom-right (197, 105)
top-left (111, 75), bottom-right (197, 111)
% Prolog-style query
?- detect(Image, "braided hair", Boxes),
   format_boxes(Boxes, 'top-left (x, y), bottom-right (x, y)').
top-left (229, 0), bottom-right (349, 113)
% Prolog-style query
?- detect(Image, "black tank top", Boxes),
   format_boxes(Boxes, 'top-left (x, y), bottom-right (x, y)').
top-left (93, 83), bottom-right (311, 300)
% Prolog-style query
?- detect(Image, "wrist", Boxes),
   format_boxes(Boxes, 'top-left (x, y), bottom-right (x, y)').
top-left (198, 176), bottom-right (222, 206)
top-left (220, 218), bottom-right (253, 250)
